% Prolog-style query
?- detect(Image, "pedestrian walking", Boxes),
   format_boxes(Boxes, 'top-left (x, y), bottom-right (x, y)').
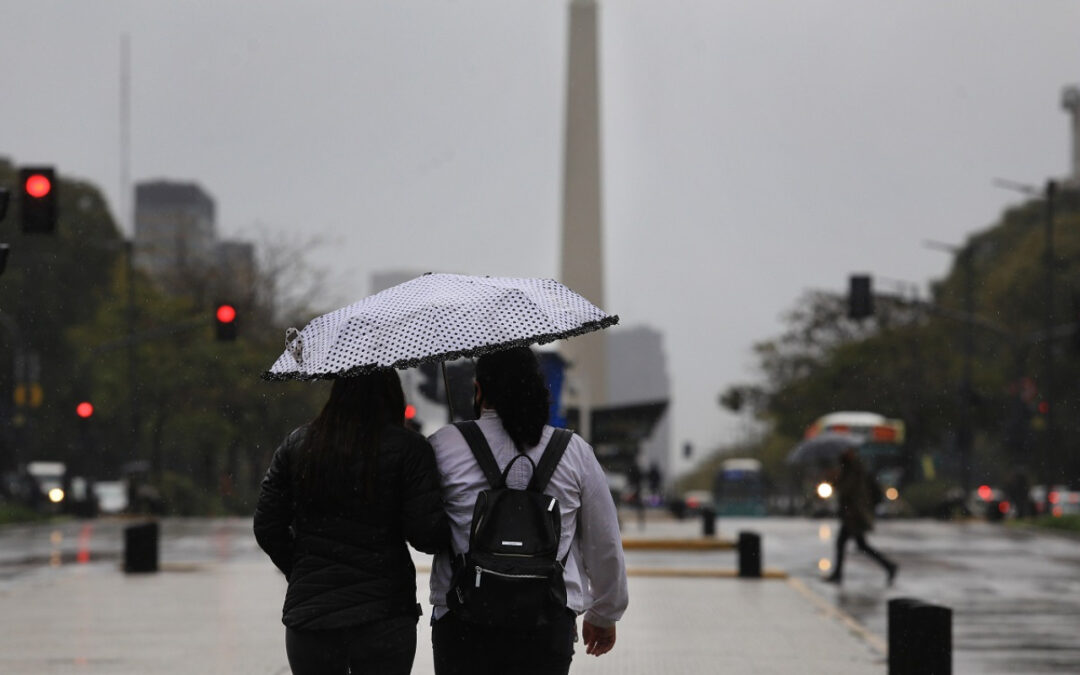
top-left (254, 370), bottom-right (449, 675)
top-left (825, 447), bottom-right (898, 585)
top-left (428, 347), bottom-right (629, 675)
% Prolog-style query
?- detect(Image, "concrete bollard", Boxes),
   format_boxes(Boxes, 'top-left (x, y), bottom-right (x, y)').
top-left (888, 597), bottom-right (952, 674)
top-left (701, 506), bottom-right (716, 537)
top-left (737, 531), bottom-right (762, 578)
top-left (124, 521), bottom-right (159, 573)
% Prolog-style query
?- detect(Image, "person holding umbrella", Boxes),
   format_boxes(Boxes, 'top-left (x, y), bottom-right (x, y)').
top-left (257, 273), bottom-right (624, 673)
top-left (254, 370), bottom-right (449, 675)
top-left (427, 347), bottom-right (628, 675)
top-left (825, 446), bottom-right (898, 585)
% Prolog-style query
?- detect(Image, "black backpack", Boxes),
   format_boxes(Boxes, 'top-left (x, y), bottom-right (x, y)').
top-left (447, 421), bottom-right (573, 628)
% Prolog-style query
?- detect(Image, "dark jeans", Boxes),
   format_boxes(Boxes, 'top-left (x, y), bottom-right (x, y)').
top-left (431, 610), bottom-right (576, 675)
top-left (833, 524), bottom-right (895, 576)
top-left (285, 615), bottom-right (418, 675)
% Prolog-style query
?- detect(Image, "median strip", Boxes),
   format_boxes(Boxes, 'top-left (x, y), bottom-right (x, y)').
top-left (621, 538), bottom-right (736, 551)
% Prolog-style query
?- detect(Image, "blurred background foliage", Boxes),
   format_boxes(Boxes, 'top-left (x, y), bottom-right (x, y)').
top-left (699, 184), bottom-right (1080, 506)
top-left (0, 159), bottom-right (327, 515)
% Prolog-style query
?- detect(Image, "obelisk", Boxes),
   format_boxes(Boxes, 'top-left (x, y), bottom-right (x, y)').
top-left (559, 0), bottom-right (607, 436)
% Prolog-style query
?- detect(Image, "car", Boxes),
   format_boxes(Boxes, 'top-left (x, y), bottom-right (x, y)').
top-left (668, 490), bottom-right (714, 519)
top-left (92, 481), bottom-right (130, 514)
top-left (967, 485), bottom-right (1012, 521)
top-left (1032, 485), bottom-right (1080, 517)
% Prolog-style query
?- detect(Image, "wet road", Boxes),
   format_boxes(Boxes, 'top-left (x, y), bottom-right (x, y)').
top-left (652, 515), bottom-right (1080, 674)
top-left (2, 515), bottom-right (1078, 673)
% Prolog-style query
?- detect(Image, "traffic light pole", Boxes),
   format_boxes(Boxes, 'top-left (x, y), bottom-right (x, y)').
top-left (0, 311), bottom-right (25, 473)
top-left (960, 246), bottom-right (975, 495)
top-left (1042, 181), bottom-right (1056, 497)
top-left (125, 240), bottom-right (141, 476)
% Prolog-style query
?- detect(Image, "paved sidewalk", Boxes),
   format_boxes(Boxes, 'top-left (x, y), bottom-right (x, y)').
top-left (0, 558), bottom-right (884, 674)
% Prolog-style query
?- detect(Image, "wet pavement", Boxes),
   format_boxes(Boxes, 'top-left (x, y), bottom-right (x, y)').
top-left (0, 516), bottom-right (882, 674)
top-left (1, 514), bottom-right (1077, 672)
top-left (639, 514), bottom-right (1080, 674)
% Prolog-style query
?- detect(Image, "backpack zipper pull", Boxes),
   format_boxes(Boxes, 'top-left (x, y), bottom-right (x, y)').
top-left (475, 566), bottom-right (482, 588)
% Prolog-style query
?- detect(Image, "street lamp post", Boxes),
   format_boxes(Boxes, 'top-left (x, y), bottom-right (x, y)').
top-left (993, 178), bottom-right (1058, 491)
top-left (1043, 180), bottom-right (1057, 493)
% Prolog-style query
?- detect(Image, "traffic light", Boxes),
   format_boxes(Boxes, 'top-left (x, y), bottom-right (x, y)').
top-left (76, 401), bottom-right (94, 419)
top-left (19, 167), bottom-right (58, 234)
top-left (848, 274), bottom-right (873, 319)
top-left (215, 303), bottom-right (238, 341)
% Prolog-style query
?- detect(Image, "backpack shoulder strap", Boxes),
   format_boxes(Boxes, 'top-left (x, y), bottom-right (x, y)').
top-left (453, 421), bottom-right (503, 489)
top-left (527, 428), bottom-right (574, 493)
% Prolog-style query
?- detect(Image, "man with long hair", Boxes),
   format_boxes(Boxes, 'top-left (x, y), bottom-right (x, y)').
top-left (427, 347), bottom-right (628, 675)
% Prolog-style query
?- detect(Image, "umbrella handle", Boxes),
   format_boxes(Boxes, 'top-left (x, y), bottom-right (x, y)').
top-left (441, 360), bottom-right (455, 422)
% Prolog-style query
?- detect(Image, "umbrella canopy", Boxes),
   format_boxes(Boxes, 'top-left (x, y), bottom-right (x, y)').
top-left (263, 273), bottom-right (619, 381)
top-left (786, 432), bottom-right (864, 466)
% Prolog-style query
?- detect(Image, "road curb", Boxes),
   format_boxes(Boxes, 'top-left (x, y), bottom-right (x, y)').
top-left (786, 577), bottom-right (887, 655)
top-left (621, 538), bottom-right (736, 551)
top-left (626, 566), bottom-right (787, 579)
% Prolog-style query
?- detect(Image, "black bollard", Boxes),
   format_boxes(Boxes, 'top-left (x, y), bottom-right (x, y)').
top-left (888, 598), bottom-right (951, 675)
top-left (701, 506), bottom-right (716, 537)
top-left (737, 531), bottom-right (761, 578)
top-left (124, 521), bottom-right (159, 573)
top-left (888, 598), bottom-right (922, 673)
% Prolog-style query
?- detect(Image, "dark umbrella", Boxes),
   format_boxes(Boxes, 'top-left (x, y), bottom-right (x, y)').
top-left (786, 432), bottom-right (864, 466)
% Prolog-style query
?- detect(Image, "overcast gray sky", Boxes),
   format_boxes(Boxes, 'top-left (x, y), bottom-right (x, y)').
top-left (2, 1), bottom-right (1079, 475)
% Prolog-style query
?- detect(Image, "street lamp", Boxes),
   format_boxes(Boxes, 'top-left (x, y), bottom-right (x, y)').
top-left (993, 178), bottom-right (1058, 494)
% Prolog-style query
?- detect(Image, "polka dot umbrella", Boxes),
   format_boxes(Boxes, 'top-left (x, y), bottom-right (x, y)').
top-left (263, 273), bottom-right (618, 383)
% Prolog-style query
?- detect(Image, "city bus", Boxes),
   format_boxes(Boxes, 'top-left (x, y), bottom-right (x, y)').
top-left (712, 457), bottom-right (767, 516)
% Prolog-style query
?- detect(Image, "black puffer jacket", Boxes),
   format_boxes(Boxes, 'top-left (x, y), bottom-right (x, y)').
top-left (253, 424), bottom-right (449, 630)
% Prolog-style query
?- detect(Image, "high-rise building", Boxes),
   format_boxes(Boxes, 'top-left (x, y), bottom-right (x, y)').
top-left (134, 181), bottom-right (217, 293)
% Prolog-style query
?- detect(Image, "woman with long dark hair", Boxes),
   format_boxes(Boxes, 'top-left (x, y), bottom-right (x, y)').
top-left (428, 347), bottom-right (628, 675)
top-left (255, 369), bottom-right (449, 674)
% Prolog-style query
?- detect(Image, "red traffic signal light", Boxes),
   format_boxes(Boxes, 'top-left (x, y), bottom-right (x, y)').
top-left (215, 303), bottom-right (238, 341)
top-left (25, 173), bottom-right (52, 198)
top-left (19, 166), bottom-right (58, 234)
top-left (216, 304), bottom-right (237, 324)
top-left (76, 401), bottom-right (94, 419)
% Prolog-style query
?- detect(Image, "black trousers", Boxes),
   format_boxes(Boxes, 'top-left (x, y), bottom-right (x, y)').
top-left (833, 524), bottom-right (894, 576)
top-left (285, 615), bottom-right (417, 675)
top-left (431, 610), bottom-right (576, 675)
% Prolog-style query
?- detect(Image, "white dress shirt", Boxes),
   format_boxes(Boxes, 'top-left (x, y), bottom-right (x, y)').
top-left (428, 410), bottom-right (629, 627)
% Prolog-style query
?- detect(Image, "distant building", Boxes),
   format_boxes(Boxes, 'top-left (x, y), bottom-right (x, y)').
top-left (134, 181), bottom-right (217, 294)
top-left (605, 326), bottom-right (672, 487)
top-left (134, 180), bottom-right (256, 304)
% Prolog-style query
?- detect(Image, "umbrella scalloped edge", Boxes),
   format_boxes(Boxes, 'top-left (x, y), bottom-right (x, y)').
top-left (260, 314), bottom-right (620, 381)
